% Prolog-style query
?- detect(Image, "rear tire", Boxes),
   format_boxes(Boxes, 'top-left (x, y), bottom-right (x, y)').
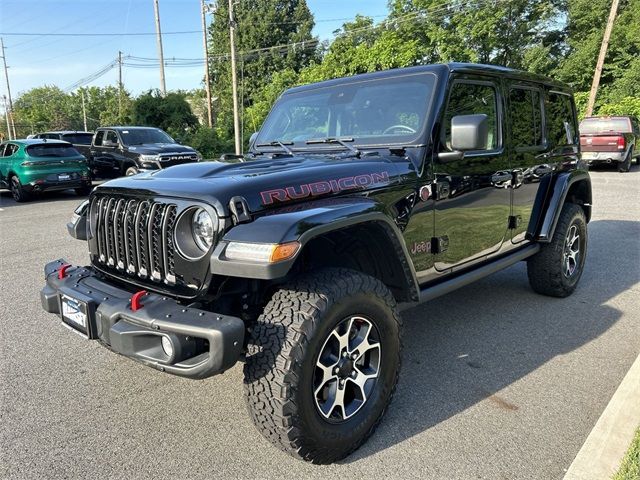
top-left (618, 150), bottom-right (632, 172)
top-left (244, 268), bottom-right (402, 464)
top-left (10, 176), bottom-right (30, 203)
top-left (527, 203), bottom-right (587, 297)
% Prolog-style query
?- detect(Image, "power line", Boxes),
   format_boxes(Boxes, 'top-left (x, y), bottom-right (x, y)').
top-left (0, 31), bottom-right (201, 37)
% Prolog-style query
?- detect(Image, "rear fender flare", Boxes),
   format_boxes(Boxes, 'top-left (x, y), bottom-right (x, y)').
top-left (531, 170), bottom-right (592, 242)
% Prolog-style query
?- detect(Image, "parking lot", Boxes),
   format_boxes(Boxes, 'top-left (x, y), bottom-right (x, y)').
top-left (0, 166), bottom-right (639, 479)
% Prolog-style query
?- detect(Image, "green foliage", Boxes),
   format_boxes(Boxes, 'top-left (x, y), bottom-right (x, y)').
top-left (208, 0), bottom-right (318, 142)
top-left (613, 428), bottom-right (640, 480)
top-left (11, 85), bottom-right (133, 137)
top-left (181, 126), bottom-right (229, 159)
top-left (132, 90), bottom-right (198, 134)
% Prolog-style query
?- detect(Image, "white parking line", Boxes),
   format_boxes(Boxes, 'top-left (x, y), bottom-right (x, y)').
top-left (564, 353), bottom-right (640, 480)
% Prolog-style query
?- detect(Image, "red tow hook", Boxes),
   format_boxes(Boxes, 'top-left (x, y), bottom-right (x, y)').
top-left (131, 290), bottom-right (148, 312)
top-left (58, 264), bottom-right (72, 279)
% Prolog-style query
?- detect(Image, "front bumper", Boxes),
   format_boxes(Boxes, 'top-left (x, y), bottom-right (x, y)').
top-left (40, 259), bottom-right (244, 379)
top-left (582, 151), bottom-right (625, 164)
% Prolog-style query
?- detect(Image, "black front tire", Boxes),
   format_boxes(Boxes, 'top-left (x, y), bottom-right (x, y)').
top-left (125, 166), bottom-right (139, 176)
top-left (244, 268), bottom-right (402, 464)
top-left (10, 176), bottom-right (30, 202)
top-left (527, 203), bottom-right (587, 297)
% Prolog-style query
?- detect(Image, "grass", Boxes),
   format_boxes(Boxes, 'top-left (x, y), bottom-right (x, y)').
top-left (613, 427), bottom-right (640, 480)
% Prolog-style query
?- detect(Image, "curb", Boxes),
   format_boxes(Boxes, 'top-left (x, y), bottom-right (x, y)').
top-left (564, 353), bottom-right (640, 480)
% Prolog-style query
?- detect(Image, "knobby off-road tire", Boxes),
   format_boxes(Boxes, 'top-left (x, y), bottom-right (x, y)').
top-left (527, 202), bottom-right (587, 297)
top-left (243, 268), bottom-right (402, 464)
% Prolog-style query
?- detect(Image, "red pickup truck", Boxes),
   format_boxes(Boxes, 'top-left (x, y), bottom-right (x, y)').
top-left (579, 116), bottom-right (640, 172)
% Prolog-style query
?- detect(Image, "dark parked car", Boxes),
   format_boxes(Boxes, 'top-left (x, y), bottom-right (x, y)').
top-left (34, 131), bottom-right (94, 159)
top-left (88, 126), bottom-right (201, 177)
top-left (579, 116), bottom-right (640, 172)
top-left (40, 63), bottom-right (591, 464)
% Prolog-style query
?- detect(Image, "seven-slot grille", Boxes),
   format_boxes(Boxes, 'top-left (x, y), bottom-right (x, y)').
top-left (93, 197), bottom-right (177, 284)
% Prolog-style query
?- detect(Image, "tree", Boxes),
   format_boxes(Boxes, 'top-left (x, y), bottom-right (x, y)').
top-left (13, 86), bottom-right (75, 135)
top-left (207, 0), bottom-right (318, 142)
top-left (556, 0), bottom-right (639, 113)
top-left (132, 90), bottom-right (198, 135)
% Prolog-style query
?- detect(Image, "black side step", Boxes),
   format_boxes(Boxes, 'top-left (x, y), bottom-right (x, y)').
top-left (416, 244), bottom-right (540, 305)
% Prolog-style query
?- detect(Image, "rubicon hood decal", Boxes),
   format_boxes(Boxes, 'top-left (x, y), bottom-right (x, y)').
top-left (260, 171), bottom-right (391, 205)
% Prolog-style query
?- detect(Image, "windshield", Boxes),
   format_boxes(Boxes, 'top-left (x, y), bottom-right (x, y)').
top-left (255, 72), bottom-right (437, 149)
top-left (119, 128), bottom-right (174, 146)
top-left (62, 133), bottom-right (94, 145)
top-left (27, 144), bottom-right (81, 158)
top-left (580, 117), bottom-right (631, 134)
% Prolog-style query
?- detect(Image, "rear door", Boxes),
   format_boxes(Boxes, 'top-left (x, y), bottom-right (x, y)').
top-left (506, 83), bottom-right (549, 244)
top-left (433, 77), bottom-right (511, 271)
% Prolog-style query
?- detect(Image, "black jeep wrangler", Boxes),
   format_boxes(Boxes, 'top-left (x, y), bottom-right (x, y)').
top-left (40, 63), bottom-right (591, 464)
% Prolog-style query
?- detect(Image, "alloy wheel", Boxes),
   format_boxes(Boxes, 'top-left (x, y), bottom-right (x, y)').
top-left (313, 316), bottom-right (381, 422)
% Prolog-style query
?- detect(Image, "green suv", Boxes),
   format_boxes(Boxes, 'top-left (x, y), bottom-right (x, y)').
top-left (0, 139), bottom-right (92, 202)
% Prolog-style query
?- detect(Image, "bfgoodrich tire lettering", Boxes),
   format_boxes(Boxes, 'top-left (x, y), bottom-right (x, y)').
top-left (243, 268), bottom-right (402, 464)
top-left (527, 202), bottom-right (587, 297)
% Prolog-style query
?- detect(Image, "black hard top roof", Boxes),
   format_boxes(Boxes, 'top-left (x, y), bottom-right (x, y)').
top-left (284, 63), bottom-right (570, 95)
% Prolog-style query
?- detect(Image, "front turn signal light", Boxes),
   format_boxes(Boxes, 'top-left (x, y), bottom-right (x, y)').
top-left (225, 241), bottom-right (300, 263)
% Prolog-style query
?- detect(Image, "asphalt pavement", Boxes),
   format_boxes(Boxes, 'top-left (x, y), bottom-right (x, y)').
top-left (1, 165), bottom-right (639, 479)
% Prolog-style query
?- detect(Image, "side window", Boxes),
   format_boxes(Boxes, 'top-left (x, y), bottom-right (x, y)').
top-left (0, 144), bottom-right (6, 157)
top-left (4, 144), bottom-right (18, 156)
top-left (509, 88), bottom-right (543, 149)
top-left (546, 92), bottom-right (577, 147)
top-left (444, 82), bottom-right (499, 151)
top-left (105, 131), bottom-right (119, 144)
top-left (94, 131), bottom-right (105, 146)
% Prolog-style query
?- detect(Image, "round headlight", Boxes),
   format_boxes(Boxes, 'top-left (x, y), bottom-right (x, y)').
top-left (192, 208), bottom-right (214, 251)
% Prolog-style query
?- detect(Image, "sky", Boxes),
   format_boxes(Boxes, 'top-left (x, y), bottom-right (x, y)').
top-left (0, 0), bottom-right (389, 99)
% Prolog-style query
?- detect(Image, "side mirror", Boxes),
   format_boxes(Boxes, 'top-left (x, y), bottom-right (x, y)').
top-left (249, 131), bottom-right (259, 147)
top-left (438, 114), bottom-right (489, 163)
top-left (450, 114), bottom-right (488, 151)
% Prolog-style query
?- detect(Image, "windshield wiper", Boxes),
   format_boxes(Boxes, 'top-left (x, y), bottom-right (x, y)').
top-left (306, 137), bottom-right (360, 157)
top-left (256, 140), bottom-right (294, 156)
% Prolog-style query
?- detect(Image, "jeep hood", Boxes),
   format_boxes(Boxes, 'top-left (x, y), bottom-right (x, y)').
top-left (94, 154), bottom-right (405, 216)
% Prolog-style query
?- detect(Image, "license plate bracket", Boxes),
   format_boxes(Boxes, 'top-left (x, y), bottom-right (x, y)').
top-left (58, 288), bottom-right (98, 339)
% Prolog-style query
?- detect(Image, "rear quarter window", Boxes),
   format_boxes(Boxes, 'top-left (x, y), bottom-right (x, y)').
top-left (26, 144), bottom-right (81, 157)
top-left (546, 92), bottom-right (577, 146)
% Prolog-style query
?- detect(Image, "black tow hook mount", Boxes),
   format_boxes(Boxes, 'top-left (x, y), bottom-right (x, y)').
top-left (229, 196), bottom-right (252, 225)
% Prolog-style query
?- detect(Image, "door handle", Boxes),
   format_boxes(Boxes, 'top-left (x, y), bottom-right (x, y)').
top-left (491, 172), bottom-right (512, 183)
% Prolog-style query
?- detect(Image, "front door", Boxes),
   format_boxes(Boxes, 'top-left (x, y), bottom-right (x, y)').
top-left (433, 78), bottom-right (511, 271)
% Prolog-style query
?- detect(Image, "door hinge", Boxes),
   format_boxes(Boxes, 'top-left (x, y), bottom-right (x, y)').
top-left (431, 235), bottom-right (449, 254)
top-left (508, 215), bottom-right (522, 230)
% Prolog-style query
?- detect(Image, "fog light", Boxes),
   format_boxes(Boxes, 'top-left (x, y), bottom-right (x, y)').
top-left (161, 335), bottom-right (174, 358)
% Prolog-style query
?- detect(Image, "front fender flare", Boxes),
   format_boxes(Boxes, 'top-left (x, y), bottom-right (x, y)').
top-left (210, 198), bottom-right (419, 300)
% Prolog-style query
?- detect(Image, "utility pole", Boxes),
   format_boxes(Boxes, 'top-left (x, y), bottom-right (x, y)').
top-left (153, 0), bottom-right (167, 95)
top-left (228, 0), bottom-right (241, 154)
top-left (2, 95), bottom-right (11, 141)
top-left (585, 0), bottom-right (619, 117)
top-left (81, 90), bottom-right (88, 131)
top-left (118, 50), bottom-right (123, 122)
top-left (1, 38), bottom-right (16, 139)
top-left (200, 0), bottom-right (214, 128)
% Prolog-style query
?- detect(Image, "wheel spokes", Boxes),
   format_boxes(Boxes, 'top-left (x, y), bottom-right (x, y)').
top-left (314, 315), bottom-right (381, 421)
